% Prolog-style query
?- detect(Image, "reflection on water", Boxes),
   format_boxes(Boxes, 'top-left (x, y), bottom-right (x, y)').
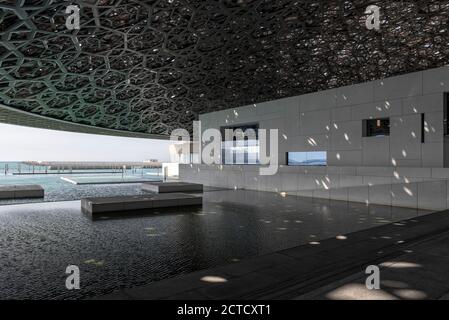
top-left (0, 189), bottom-right (432, 299)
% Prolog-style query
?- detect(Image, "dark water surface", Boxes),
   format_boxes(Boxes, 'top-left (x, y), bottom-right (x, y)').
top-left (0, 189), bottom-right (431, 299)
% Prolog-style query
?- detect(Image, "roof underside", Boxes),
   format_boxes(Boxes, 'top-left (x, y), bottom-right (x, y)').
top-left (0, 102), bottom-right (166, 139)
top-left (0, 0), bottom-right (449, 136)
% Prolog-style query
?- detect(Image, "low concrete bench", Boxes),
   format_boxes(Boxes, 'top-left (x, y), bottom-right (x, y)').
top-left (142, 182), bottom-right (203, 193)
top-left (81, 193), bottom-right (202, 215)
top-left (0, 185), bottom-right (44, 200)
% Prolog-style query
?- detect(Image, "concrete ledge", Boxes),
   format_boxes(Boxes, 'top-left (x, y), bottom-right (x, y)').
top-left (0, 185), bottom-right (44, 199)
top-left (142, 182), bottom-right (203, 193)
top-left (81, 193), bottom-right (202, 215)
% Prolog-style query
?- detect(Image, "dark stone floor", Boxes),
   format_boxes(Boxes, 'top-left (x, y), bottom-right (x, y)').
top-left (297, 229), bottom-right (449, 300)
top-left (98, 209), bottom-right (449, 300)
top-left (0, 189), bottom-right (430, 299)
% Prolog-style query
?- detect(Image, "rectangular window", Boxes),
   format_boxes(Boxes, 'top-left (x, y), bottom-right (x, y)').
top-left (363, 118), bottom-right (390, 137)
top-left (444, 92), bottom-right (449, 136)
top-left (421, 113), bottom-right (425, 143)
top-left (287, 151), bottom-right (327, 166)
top-left (220, 123), bottom-right (259, 165)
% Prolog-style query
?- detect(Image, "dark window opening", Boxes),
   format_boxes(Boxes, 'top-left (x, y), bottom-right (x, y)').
top-left (421, 113), bottom-right (425, 143)
top-left (444, 92), bottom-right (449, 136)
top-left (363, 118), bottom-right (390, 137)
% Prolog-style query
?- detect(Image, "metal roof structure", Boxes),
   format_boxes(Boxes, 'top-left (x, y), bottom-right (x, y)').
top-left (0, 0), bottom-right (448, 137)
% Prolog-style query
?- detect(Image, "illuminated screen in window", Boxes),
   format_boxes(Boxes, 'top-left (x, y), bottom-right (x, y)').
top-left (363, 118), bottom-right (390, 137)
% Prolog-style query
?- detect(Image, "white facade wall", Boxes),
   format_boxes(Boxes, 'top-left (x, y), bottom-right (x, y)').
top-left (198, 66), bottom-right (449, 168)
top-left (180, 66), bottom-right (449, 210)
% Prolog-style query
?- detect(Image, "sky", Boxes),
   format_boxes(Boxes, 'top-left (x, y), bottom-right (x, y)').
top-left (0, 123), bottom-right (173, 162)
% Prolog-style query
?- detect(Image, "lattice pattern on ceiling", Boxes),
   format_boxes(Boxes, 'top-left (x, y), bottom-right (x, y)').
top-left (0, 0), bottom-right (448, 135)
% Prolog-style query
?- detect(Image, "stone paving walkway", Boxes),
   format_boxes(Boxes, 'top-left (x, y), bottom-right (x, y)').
top-left (97, 210), bottom-right (449, 300)
top-left (296, 230), bottom-right (449, 300)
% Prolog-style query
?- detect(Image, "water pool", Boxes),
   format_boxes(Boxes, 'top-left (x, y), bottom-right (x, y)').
top-left (0, 167), bottom-right (161, 205)
top-left (0, 189), bottom-right (432, 299)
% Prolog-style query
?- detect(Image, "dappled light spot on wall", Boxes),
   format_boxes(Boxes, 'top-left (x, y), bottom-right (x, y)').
top-left (307, 137), bottom-right (317, 146)
top-left (403, 187), bottom-right (413, 196)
